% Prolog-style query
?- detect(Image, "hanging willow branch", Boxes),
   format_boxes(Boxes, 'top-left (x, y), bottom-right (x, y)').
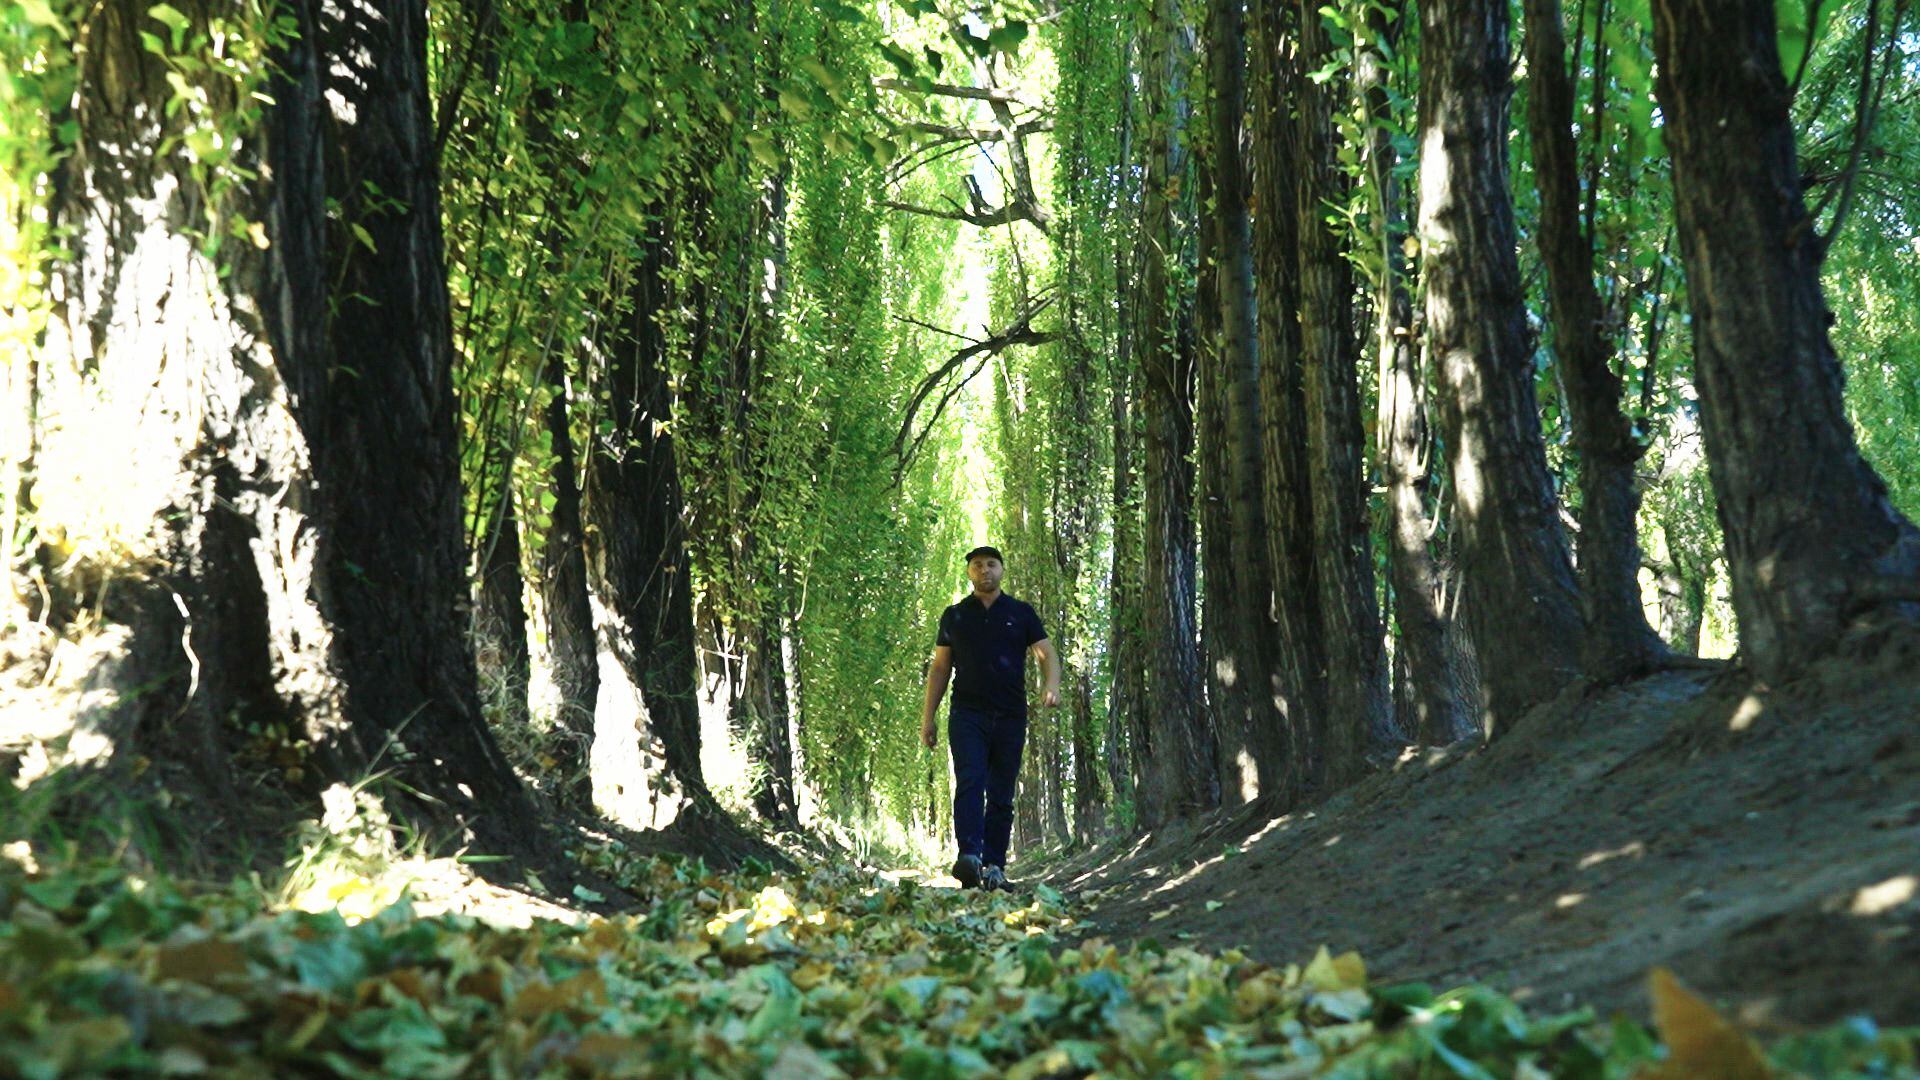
top-left (891, 293), bottom-right (1059, 486)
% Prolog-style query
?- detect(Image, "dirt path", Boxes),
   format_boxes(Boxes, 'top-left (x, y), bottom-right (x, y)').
top-left (1050, 644), bottom-right (1920, 1029)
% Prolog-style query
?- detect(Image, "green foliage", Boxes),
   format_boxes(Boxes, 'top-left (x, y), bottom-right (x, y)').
top-left (3, 846), bottom-right (1916, 1077)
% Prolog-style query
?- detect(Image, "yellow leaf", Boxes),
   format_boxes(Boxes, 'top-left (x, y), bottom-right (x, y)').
top-left (1640, 968), bottom-right (1771, 1080)
top-left (510, 970), bottom-right (606, 1019)
top-left (791, 960), bottom-right (835, 990)
top-left (247, 221), bottom-right (269, 249)
top-left (1302, 946), bottom-right (1367, 991)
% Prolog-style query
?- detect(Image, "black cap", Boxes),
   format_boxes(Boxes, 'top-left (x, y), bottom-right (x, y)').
top-left (964, 545), bottom-right (1004, 565)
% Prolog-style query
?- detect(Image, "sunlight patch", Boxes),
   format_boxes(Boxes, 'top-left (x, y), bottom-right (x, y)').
top-left (1577, 841), bottom-right (1646, 870)
top-left (1849, 875), bottom-right (1916, 917)
top-left (1727, 693), bottom-right (1766, 732)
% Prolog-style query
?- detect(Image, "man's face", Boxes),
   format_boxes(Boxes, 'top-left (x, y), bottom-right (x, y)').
top-left (967, 556), bottom-right (1004, 593)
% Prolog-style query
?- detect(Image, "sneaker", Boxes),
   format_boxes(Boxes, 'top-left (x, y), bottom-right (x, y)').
top-left (980, 864), bottom-right (1010, 892)
top-left (951, 853), bottom-right (983, 889)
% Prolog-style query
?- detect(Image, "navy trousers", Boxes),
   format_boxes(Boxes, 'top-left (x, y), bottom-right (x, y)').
top-left (948, 705), bottom-right (1027, 868)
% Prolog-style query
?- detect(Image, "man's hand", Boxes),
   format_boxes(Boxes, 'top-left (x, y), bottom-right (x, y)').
top-left (920, 716), bottom-right (939, 749)
top-left (1039, 687), bottom-right (1061, 709)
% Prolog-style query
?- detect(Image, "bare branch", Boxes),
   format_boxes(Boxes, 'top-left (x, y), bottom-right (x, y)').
top-left (901, 119), bottom-right (1052, 143)
top-left (874, 77), bottom-right (1044, 110)
top-left (891, 296), bottom-right (1059, 484)
top-left (892, 312), bottom-right (980, 344)
top-left (882, 198), bottom-right (1051, 233)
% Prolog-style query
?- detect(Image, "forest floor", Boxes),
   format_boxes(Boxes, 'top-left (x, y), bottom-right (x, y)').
top-left (6, 625), bottom-right (1920, 1073)
top-left (1046, 638), bottom-right (1920, 1032)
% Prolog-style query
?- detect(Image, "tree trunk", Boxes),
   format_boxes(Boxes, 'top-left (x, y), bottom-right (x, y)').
top-left (582, 225), bottom-right (710, 829)
top-left (1195, 84), bottom-right (1241, 806)
top-left (1248, 0), bottom-right (1320, 805)
top-left (1203, 0), bottom-right (1286, 809)
top-left (1521, 0), bottom-right (1669, 680)
top-left (1297, 0), bottom-right (1390, 789)
top-left (475, 487), bottom-right (531, 731)
top-left (42, 0), bottom-right (538, 852)
top-left (1107, 310), bottom-right (1146, 825)
top-left (1137, 0), bottom-right (1214, 829)
top-left (1650, 0), bottom-right (1920, 681)
top-left (1652, 555), bottom-right (1708, 656)
top-left (541, 353), bottom-right (598, 806)
top-left (1417, 0), bottom-right (1586, 733)
top-left (1360, 5), bottom-right (1474, 747)
top-left (1107, 93), bottom-right (1146, 827)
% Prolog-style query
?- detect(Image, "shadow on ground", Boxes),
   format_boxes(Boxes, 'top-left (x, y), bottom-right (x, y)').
top-left (1041, 639), bottom-right (1920, 1030)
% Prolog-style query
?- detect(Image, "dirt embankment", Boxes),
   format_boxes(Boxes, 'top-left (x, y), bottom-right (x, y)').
top-left (1053, 642), bottom-right (1920, 1029)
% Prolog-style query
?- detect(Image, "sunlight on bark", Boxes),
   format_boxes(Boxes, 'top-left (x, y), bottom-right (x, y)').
top-left (1235, 749), bottom-right (1258, 803)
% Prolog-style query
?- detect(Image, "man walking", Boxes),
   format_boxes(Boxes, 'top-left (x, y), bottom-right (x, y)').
top-left (921, 545), bottom-right (1060, 891)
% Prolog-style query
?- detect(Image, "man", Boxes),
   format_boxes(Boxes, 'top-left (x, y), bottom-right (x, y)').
top-left (921, 545), bottom-right (1061, 891)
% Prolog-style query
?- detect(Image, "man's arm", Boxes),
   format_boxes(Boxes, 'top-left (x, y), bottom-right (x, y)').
top-left (1032, 638), bottom-right (1061, 708)
top-left (921, 646), bottom-right (954, 748)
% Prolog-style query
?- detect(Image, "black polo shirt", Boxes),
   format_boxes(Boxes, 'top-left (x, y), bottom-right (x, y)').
top-left (936, 593), bottom-right (1048, 716)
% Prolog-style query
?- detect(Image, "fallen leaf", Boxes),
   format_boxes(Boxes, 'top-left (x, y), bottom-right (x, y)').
top-left (1640, 967), bottom-right (1771, 1080)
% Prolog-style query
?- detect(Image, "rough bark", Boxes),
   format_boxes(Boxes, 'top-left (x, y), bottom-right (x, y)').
top-left (1195, 95), bottom-right (1241, 809)
top-left (1651, 555), bottom-right (1708, 655)
top-left (474, 487), bottom-right (531, 730)
top-left (1106, 73), bottom-right (1146, 827)
top-left (1247, 0), bottom-right (1320, 805)
top-left (1107, 303), bottom-right (1146, 824)
top-left (739, 613), bottom-right (799, 827)
top-left (582, 225), bottom-right (711, 828)
top-left (1360, 6), bottom-right (1474, 747)
top-left (1417, 0), bottom-right (1586, 733)
top-left (1202, 0), bottom-right (1287, 809)
top-left (1650, 0), bottom-right (1920, 680)
top-left (1136, 0), bottom-right (1214, 829)
top-left (1057, 331), bottom-right (1105, 839)
top-left (1521, 0), bottom-right (1669, 680)
top-left (1297, 0), bottom-right (1391, 789)
top-left (42, 0), bottom-right (538, 852)
top-left (540, 353), bottom-right (598, 805)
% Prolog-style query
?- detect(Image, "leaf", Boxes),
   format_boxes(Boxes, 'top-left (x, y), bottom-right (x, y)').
top-left (1641, 968), bottom-right (1772, 1080)
top-left (878, 41), bottom-right (920, 78)
top-left (987, 21), bottom-right (1028, 53)
top-left (572, 884), bottom-right (606, 903)
top-left (148, 2), bottom-right (189, 48)
top-left (777, 88), bottom-right (813, 120)
top-left (1302, 945), bottom-right (1367, 991)
top-left (291, 934), bottom-right (368, 992)
top-left (18, 0), bottom-right (67, 32)
top-left (349, 222), bottom-right (377, 253)
top-left (797, 58), bottom-right (844, 97)
top-left (156, 939), bottom-right (248, 984)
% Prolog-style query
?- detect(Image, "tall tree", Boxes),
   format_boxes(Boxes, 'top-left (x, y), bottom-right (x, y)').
top-left (1297, 0), bottom-right (1391, 786)
top-left (1650, 0), bottom-right (1920, 681)
top-left (583, 222), bottom-right (712, 829)
top-left (1204, 0), bottom-right (1288, 807)
top-left (540, 354), bottom-right (599, 806)
top-left (1247, 0), bottom-right (1320, 802)
top-left (1417, 0), bottom-right (1586, 731)
top-left (1136, 0), bottom-right (1215, 827)
top-left (41, 0), bottom-right (537, 849)
top-left (1521, 0), bottom-right (1669, 680)
top-left (474, 487), bottom-right (531, 731)
top-left (1358, 0), bottom-right (1475, 745)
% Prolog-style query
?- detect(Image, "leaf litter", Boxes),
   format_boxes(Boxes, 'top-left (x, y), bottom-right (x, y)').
top-left (0, 840), bottom-right (1914, 1078)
